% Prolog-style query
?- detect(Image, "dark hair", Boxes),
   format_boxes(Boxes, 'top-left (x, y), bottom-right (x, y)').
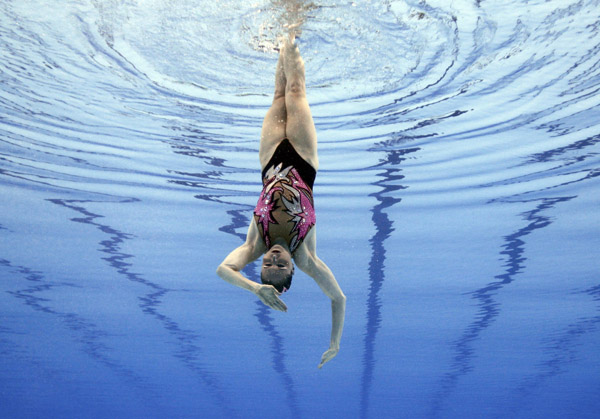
top-left (260, 270), bottom-right (293, 293)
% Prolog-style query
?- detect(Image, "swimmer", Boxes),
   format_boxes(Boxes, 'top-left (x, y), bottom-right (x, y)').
top-left (216, 33), bottom-right (346, 368)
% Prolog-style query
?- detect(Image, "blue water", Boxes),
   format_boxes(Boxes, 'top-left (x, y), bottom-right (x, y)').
top-left (1, 0), bottom-right (599, 418)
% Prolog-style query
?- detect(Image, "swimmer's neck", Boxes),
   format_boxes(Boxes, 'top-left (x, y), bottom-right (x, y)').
top-left (271, 238), bottom-right (291, 253)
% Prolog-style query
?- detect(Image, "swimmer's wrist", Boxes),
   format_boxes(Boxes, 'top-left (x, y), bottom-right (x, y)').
top-left (250, 282), bottom-right (261, 295)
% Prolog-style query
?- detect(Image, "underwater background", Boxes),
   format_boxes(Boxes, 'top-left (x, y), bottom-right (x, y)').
top-left (1, 0), bottom-right (599, 417)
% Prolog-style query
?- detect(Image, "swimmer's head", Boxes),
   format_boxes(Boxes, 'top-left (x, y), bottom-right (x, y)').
top-left (261, 244), bottom-right (294, 293)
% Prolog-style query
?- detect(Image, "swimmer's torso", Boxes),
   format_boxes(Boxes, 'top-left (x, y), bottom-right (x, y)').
top-left (254, 139), bottom-right (316, 253)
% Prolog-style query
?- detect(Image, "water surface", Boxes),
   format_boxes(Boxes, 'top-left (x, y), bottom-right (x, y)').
top-left (1, 0), bottom-right (599, 418)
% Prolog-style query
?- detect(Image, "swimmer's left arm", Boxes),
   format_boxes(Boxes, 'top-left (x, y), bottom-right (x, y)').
top-left (312, 256), bottom-right (346, 369)
top-left (294, 229), bottom-right (346, 368)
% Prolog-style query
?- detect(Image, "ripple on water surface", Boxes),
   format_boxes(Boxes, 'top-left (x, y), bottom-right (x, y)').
top-left (1, 1), bottom-right (599, 418)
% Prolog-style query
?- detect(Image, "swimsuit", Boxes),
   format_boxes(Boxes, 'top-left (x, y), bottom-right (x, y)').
top-left (254, 139), bottom-right (316, 253)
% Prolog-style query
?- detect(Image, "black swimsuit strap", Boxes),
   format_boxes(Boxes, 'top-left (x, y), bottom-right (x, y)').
top-left (262, 139), bottom-right (316, 189)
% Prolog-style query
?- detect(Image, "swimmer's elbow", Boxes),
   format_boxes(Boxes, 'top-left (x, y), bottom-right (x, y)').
top-left (216, 263), bottom-right (230, 278)
top-left (216, 263), bottom-right (239, 278)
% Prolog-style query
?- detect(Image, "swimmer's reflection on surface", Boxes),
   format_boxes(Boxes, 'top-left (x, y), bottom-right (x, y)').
top-left (216, 33), bottom-right (346, 368)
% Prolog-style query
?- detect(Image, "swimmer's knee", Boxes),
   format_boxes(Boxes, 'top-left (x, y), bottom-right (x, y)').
top-left (286, 80), bottom-right (306, 96)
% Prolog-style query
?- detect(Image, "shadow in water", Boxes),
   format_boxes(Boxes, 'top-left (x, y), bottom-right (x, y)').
top-left (254, 300), bottom-right (301, 419)
top-left (216, 205), bottom-right (300, 418)
top-left (0, 255), bottom-right (158, 408)
top-left (360, 147), bottom-right (418, 419)
top-left (506, 282), bottom-right (600, 415)
top-left (46, 197), bottom-right (235, 417)
top-left (429, 196), bottom-right (575, 417)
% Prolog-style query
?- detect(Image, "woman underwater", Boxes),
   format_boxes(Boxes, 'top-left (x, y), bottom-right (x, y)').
top-left (216, 34), bottom-right (346, 368)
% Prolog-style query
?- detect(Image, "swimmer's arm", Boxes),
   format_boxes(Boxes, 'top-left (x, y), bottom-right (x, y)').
top-left (216, 221), bottom-right (263, 292)
top-left (216, 223), bottom-right (287, 312)
top-left (294, 230), bottom-right (346, 368)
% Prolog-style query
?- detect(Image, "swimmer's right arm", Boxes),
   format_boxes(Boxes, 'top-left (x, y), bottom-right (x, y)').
top-left (216, 242), bottom-right (261, 293)
top-left (216, 223), bottom-right (288, 312)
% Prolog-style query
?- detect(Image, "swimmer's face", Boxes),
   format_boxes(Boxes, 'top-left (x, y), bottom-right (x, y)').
top-left (261, 245), bottom-right (294, 291)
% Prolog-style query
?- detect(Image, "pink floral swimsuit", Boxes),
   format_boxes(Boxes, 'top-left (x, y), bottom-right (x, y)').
top-left (254, 139), bottom-right (316, 253)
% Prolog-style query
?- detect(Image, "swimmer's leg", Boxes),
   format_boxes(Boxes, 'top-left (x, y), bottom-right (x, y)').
top-left (260, 47), bottom-right (287, 149)
top-left (283, 35), bottom-right (318, 169)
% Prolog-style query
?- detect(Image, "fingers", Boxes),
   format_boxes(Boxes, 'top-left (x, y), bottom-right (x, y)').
top-left (268, 296), bottom-right (287, 312)
top-left (318, 349), bottom-right (338, 369)
top-left (318, 355), bottom-right (330, 369)
top-left (260, 286), bottom-right (288, 312)
top-left (274, 294), bottom-right (288, 312)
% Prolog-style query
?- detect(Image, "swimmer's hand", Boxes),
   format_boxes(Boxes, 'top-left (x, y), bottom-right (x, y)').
top-left (318, 347), bottom-right (339, 369)
top-left (256, 284), bottom-right (287, 312)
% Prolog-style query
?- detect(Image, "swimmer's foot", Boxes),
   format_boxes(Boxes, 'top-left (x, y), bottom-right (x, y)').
top-left (284, 21), bottom-right (302, 40)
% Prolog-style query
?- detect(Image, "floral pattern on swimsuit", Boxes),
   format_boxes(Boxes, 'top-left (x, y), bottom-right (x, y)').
top-left (254, 162), bottom-right (316, 253)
